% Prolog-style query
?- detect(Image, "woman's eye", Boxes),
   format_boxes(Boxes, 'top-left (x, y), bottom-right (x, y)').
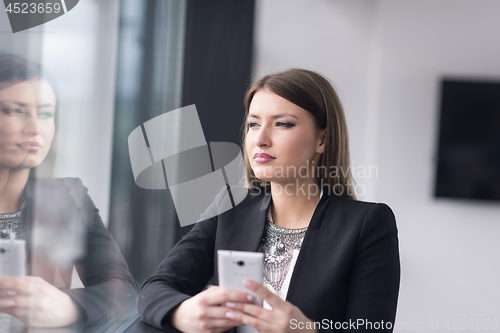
top-left (1, 108), bottom-right (25, 115)
top-left (247, 121), bottom-right (260, 129)
top-left (38, 111), bottom-right (55, 119)
top-left (275, 121), bottom-right (295, 128)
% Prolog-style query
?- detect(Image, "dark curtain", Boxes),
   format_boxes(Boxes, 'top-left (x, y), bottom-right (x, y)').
top-left (109, 0), bottom-right (255, 284)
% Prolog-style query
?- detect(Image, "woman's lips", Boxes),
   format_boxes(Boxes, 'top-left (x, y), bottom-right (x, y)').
top-left (19, 141), bottom-right (42, 152)
top-left (0, 141), bottom-right (42, 152)
top-left (254, 153), bottom-right (276, 164)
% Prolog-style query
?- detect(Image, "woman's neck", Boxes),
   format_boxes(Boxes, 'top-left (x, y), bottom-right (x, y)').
top-left (269, 178), bottom-right (322, 229)
top-left (0, 168), bottom-right (30, 214)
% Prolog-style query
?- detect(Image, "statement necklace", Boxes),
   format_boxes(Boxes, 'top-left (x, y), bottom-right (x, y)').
top-left (259, 210), bottom-right (307, 290)
top-left (0, 203), bottom-right (25, 239)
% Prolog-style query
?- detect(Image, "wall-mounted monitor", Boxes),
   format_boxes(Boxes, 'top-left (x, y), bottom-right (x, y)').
top-left (435, 79), bottom-right (500, 202)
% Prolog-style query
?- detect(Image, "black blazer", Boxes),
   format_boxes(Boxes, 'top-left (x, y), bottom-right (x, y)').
top-left (23, 177), bottom-right (139, 328)
top-left (138, 186), bottom-right (400, 332)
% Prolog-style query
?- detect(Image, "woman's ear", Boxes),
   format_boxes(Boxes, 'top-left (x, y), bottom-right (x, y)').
top-left (316, 129), bottom-right (327, 154)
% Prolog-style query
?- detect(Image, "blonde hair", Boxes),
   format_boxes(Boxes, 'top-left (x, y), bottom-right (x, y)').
top-left (242, 69), bottom-right (356, 200)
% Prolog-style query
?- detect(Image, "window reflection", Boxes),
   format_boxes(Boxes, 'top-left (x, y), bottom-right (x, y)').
top-left (0, 54), bottom-right (138, 332)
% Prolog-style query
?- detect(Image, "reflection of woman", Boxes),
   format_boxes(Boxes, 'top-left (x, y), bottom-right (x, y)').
top-left (0, 54), bottom-right (138, 328)
top-left (138, 69), bottom-right (400, 333)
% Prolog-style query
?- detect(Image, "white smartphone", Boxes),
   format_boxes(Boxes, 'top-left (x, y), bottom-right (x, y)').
top-left (217, 250), bottom-right (264, 306)
top-left (0, 239), bottom-right (26, 279)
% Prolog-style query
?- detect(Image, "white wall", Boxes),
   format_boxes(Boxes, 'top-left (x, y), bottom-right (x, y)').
top-left (254, 0), bottom-right (500, 329)
top-left (375, 0), bottom-right (500, 328)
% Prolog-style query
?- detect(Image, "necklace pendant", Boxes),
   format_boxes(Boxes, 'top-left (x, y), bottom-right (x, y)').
top-left (275, 239), bottom-right (286, 254)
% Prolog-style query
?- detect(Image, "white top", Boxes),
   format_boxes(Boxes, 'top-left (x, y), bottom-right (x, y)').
top-left (237, 189), bottom-right (322, 333)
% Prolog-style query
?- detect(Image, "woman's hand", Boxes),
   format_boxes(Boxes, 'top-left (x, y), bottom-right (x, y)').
top-left (0, 276), bottom-right (80, 327)
top-left (172, 285), bottom-right (255, 333)
top-left (225, 279), bottom-right (317, 333)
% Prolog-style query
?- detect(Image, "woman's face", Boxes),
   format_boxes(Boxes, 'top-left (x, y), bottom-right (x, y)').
top-left (0, 79), bottom-right (56, 170)
top-left (245, 89), bottom-right (326, 186)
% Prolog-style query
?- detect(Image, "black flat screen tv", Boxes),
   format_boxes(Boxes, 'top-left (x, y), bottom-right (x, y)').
top-left (435, 79), bottom-right (500, 202)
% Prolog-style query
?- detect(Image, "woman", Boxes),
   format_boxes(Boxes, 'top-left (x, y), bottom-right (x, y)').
top-left (0, 54), bottom-right (138, 328)
top-left (138, 69), bottom-right (400, 332)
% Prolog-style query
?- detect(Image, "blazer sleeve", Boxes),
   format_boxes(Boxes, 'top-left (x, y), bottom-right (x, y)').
top-left (62, 178), bottom-right (139, 327)
top-left (137, 190), bottom-right (227, 331)
top-left (342, 203), bottom-right (400, 332)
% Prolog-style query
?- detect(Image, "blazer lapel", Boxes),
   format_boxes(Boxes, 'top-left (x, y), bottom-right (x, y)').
top-left (23, 178), bottom-right (35, 274)
top-left (285, 190), bottom-right (337, 308)
top-left (214, 189), bottom-right (271, 283)
top-left (234, 190), bottom-right (271, 252)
